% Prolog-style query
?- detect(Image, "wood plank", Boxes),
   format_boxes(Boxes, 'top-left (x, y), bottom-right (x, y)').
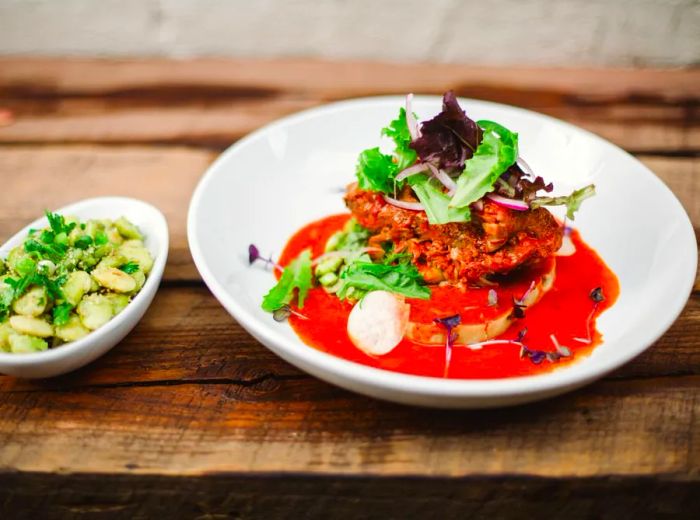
top-left (0, 145), bottom-right (215, 281)
top-left (0, 98), bottom-right (696, 154)
top-left (0, 371), bottom-right (697, 478)
top-left (1, 147), bottom-right (697, 283)
top-left (0, 58), bottom-right (697, 152)
top-left (2, 58), bottom-right (697, 100)
top-left (0, 287), bottom-right (698, 392)
top-left (1, 473), bottom-right (697, 520)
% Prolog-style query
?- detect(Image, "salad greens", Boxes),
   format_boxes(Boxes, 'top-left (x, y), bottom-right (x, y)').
top-left (352, 91), bottom-right (595, 225)
top-left (337, 256), bottom-right (430, 300)
top-left (410, 91), bottom-right (482, 171)
top-left (381, 108), bottom-right (417, 171)
top-left (261, 249), bottom-right (312, 312)
top-left (531, 184), bottom-right (596, 220)
top-left (355, 147), bottom-right (398, 195)
top-left (409, 175), bottom-right (471, 224)
top-left (449, 120), bottom-right (519, 209)
top-left (255, 91), bottom-right (600, 315)
top-left (254, 219), bottom-right (431, 317)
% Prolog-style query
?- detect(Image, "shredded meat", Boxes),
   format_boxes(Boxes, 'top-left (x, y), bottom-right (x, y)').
top-left (344, 183), bottom-right (562, 285)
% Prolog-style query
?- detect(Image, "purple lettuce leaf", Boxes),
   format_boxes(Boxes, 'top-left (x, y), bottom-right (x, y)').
top-left (410, 91), bottom-right (483, 172)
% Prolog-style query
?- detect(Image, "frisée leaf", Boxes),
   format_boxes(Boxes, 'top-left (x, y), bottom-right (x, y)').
top-left (530, 184), bottom-right (596, 220)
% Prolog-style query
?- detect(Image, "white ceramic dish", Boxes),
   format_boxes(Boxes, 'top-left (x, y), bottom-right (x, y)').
top-left (0, 197), bottom-right (168, 378)
top-left (188, 96), bottom-right (697, 408)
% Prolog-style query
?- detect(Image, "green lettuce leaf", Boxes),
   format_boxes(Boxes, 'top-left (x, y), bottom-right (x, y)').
top-left (449, 120), bottom-right (518, 209)
top-left (355, 147), bottom-right (397, 194)
top-left (409, 174), bottom-right (471, 225)
top-left (382, 108), bottom-right (418, 171)
top-left (337, 253), bottom-right (430, 300)
top-left (261, 249), bottom-right (313, 311)
top-left (530, 184), bottom-right (596, 220)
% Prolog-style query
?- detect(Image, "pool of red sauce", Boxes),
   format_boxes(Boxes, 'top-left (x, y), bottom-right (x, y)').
top-left (278, 214), bottom-right (619, 379)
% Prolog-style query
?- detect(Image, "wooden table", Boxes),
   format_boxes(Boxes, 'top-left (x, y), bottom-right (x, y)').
top-left (0, 58), bottom-right (698, 519)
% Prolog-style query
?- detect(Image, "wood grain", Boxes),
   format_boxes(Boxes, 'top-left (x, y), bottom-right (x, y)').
top-left (0, 370), bottom-right (697, 479)
top-left (2, 473), bottom-right (697, 520)
top-left (0, 58), bottom-right (697, 153)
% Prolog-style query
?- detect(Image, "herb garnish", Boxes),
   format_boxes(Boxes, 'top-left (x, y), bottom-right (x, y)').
top-left (354, 92), bottom-right (596, 225)
top-left (272, 304), bottom-right (310, 322)
top-left (248, 244), bottom-right (282, 272)
top-left (46, 210), bottom-right (76, 237)
top-left (118, 261), bottom-right (140, 274)
top-left (573, 287), bottom-right (605, 344)
top-left (337, 252), bottom-right (430, 300)
top-left (52, 302), bottom-right (73, 327)
top-left (516, 329), bottom-right (572, 365)
top-left (433, 314), bottom-right (461, 377)
top-left (411, 91), bottom-right (482, 171)
top-left (261, 249), bottom-right (313, 312)
top-left (531, 184), bottom-right (596, 220)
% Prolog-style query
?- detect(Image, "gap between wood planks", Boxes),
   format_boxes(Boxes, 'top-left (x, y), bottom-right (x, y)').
top-left (1, 372), bottom-right (698, 396)
top-left (1, 140), bottom-right (699, 157)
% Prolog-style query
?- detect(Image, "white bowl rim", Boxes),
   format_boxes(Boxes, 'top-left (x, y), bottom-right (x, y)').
top-left (187, 95), bottom-right (698, 400)
top-left (0, 196), bottom-right (169, 367)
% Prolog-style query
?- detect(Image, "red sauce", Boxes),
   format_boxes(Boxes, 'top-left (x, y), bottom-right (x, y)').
top-left (278, 214), bottom-right (619, 379)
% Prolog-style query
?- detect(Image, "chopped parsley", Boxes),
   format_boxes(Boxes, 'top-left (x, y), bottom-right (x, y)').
top-left (118, 261), bottom-right (140, 274)
top-left (52, 302), bottom-right (73, 327)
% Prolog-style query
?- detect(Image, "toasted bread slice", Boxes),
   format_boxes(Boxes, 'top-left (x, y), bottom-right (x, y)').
top-left (406, 260), bottom-right (556, 346)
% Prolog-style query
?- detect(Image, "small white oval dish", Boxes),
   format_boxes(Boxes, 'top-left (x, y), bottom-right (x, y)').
top-left (188, 96), bottom-right (697, 408)
top-left (0, 197), bottom-right (168, 378)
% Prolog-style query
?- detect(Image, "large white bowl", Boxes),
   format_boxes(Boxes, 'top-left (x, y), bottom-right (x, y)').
top-left (0, 197), bottom-right (168, 378)
top-left (188, 96), bottom-right (697, 408)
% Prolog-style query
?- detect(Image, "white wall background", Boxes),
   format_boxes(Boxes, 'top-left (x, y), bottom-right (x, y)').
top-left (0, 0), bottom-right (698, 66)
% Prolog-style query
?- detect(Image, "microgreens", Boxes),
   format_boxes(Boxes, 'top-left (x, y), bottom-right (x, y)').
top-left (433, 314), bottom-right (461, 377)
top-left (573, 287), bottom-right (605, 344)
top-left (590, 286), bottom-right (605, 303)
top-left (487, 289), bottom-right (498, 307)
top-left (510, 296), bottom-right (526, 319)
top-left (516, 329), bottom-right (572, 365)
top-left (248, 244), bottom-right (282, 271)
top-left (272, 304), bottom-right (309, 322)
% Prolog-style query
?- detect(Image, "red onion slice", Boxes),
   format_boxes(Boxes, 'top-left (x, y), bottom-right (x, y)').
top-left (382, 194), bottom-right (425, 211)
top-left (427, 163), bottom-right (457, 195)
top-left (486, 193), bottom-right (529, 211)
top-left (395, 162), bottom-right (428, 182)
top-left (516, 156), bottom-right (534, 177)
top-left (406, 93), bottom-right (420, 140)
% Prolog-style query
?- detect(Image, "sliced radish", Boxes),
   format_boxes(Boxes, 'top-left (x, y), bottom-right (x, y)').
top-left (347, 291), bottom-right (410, 356)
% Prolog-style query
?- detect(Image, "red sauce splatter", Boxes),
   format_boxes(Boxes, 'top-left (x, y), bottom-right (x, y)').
top-left (278, 214), bottom-right (619, 379)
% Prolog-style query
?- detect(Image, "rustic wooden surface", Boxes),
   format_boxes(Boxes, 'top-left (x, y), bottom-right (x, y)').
top-left (0, 58), bottom-right (698, 519)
